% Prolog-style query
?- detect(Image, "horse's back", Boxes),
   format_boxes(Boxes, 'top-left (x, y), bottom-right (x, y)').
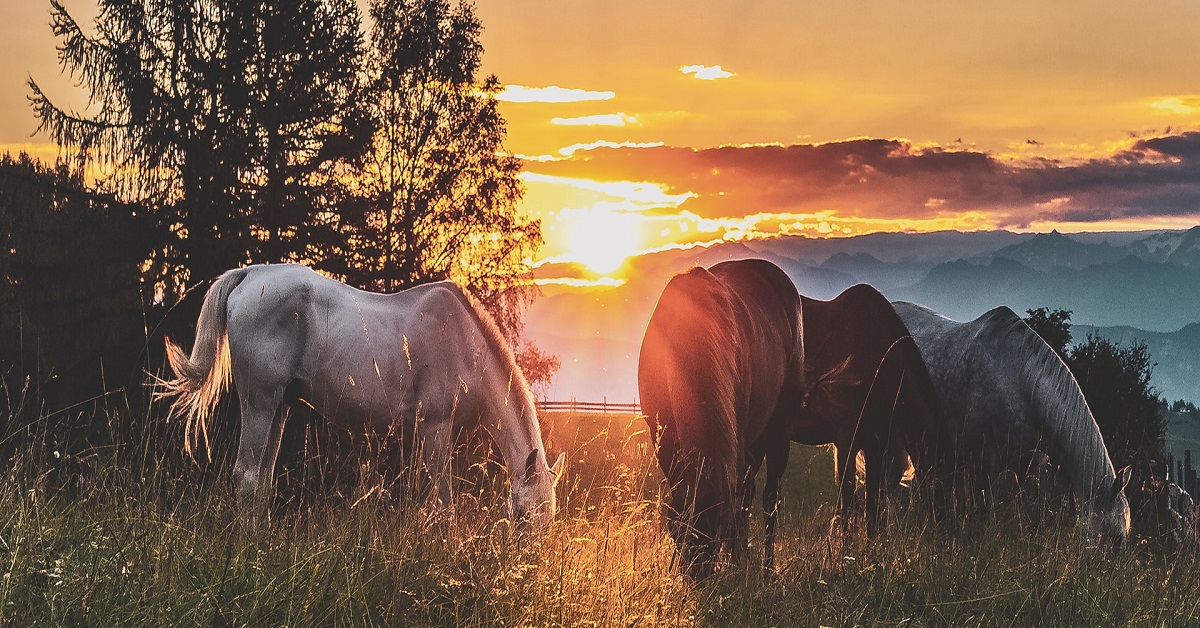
top-left (224, 265), bottom-right (479, 428)
top-left (893, 302), bottom-right (974, 391)
top-left (803, 284), bottom-right (907, 359)
top-left (706, 258), bottom-right (803, 377)
top-left (708, 259), bottom-right (802, 334)
top-left (895, 301), bottom-right (1036, 468)
top-left (799, 288), bottom-right (944, 452)
top-left (803, 286), bottom-right (922, 410)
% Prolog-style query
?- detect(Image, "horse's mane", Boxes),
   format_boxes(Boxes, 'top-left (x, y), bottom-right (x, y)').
top-left (447, 284), bottom-right (539, 421)
top-left (651, 267), bottom-right (742, 510)
top-left (979, 307), bottom-right (1116, 502)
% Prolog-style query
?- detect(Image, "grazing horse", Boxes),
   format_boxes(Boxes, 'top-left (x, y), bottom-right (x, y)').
top-left (639, 259), bottom-right (804, 578)
top-left (893, 302), bottom-right (1131, 544)
top-left (158, 264), bottom-right (564, 531)
top-left (795, 284), bottom-right (953, 536)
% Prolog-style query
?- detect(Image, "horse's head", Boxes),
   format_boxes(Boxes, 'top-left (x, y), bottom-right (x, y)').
top-left (1083, 465), bottom-right (1132, 547)
top-left (510, 449), bottom-right (565, 533)
top-left (659, 449), bottom-right (729, 581)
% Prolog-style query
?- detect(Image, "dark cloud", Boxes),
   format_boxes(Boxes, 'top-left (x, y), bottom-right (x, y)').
top-left (530, 132), bottom-right (1200, 227)
top-left (1134, 131), bottom-right (1200, 161)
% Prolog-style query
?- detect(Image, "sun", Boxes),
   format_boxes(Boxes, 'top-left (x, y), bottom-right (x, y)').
top-left (567, 208), bottom-right (642, 275)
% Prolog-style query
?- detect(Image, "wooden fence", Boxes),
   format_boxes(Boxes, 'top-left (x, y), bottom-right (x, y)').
top-left (537, 398), bottom-right (641, 415)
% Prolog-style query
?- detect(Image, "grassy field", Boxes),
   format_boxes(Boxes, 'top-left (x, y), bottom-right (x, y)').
top-left (1, 408), bottom-right (1199, 626)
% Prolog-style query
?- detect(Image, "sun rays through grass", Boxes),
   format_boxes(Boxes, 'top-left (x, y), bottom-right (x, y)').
top-left (0, 409), bottom-right (1198, 625)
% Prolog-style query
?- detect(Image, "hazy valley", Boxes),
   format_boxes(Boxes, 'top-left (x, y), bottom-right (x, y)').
top-left (527, 227), bottom-right (1200, 405)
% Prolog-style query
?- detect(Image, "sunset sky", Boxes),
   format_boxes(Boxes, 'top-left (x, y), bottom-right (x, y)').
top-left (5, 1), bottom-right (1200, 280)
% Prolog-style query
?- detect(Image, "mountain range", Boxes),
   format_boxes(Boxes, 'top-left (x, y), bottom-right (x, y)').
top-left (1075, 323), bottom-right (1200, 404)
top-left (525, 227), bottom-right (1200, 404)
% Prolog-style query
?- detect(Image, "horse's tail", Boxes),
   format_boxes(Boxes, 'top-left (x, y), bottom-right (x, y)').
top-left (157, 267), bottom-right (249, 458)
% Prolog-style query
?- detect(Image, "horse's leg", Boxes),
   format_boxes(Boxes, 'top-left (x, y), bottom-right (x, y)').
top-left (233, 387), bottom-right (288, 514)
top-left (762, 433), bottom-right (790, 573)
top-left (921, 441), bottom-right (951, 527)
top-left (837, 444), bottom-right (858, 533)
top-left (416, 415), bottom-right (454, 517)
top-left (735, 446), bottom-right (765, 567)
top-left (865, 444), bottom-right (884, 537)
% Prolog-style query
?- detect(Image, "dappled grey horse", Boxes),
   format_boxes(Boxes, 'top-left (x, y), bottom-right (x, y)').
top-left (894, 302), bottom-right (1131, 544)
top-left (159, 264), bottom-right (563, 530)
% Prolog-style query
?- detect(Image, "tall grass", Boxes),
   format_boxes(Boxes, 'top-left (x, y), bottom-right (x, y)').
top-left (1, 401), bottom-right (1198, 626)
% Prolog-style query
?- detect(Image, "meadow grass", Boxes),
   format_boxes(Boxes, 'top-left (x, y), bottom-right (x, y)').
top-left (1, 408), bottom-right (1198, 626)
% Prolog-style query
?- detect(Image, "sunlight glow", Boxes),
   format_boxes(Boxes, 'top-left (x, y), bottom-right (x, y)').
top-left (558, 140), bottom-right (664, 157)
top-left (512, 141), bottom-right (665, 163)
top-left (533, 276), bottom-right (627, 288)
top-left (1022, 215), bottom-right (1200, 233)
top-left (623, 209), bottom-right (999, 257)
top-left (565, 208), bottom-right (642, 275)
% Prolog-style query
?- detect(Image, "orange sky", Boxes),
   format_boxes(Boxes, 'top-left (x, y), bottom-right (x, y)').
top-left (6, 1), bottom-right (1200, 279)
top-left (472, 1), bottom-right (1200, 278)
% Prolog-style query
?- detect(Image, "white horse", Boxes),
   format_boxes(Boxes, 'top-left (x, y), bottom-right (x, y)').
top-left (893, 301), bottom-right (1131, 544)
top-left (158, 264), bottom-right (564, 530)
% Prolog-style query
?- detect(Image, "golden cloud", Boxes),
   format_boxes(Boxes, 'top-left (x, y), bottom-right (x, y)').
top-left (551, 113), bottom-right (638, 127)
top-left (1150, 96), bottom-right (1200, 116)
top-left (495, 85), bottom-right (616, 103)
top-left (519, 172), bottom-right (695, 211)
top-left (680, 64), bottom-right (734, 80)
top-left (557, 140), bottom-right (665, 158)
top-left (530, 133), bottom-right (1200, 230)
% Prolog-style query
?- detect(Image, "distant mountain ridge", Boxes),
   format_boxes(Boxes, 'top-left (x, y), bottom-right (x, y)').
top-left (525, 228), bottom-right (1200, 403)
top-left (1128, 226), bottom-right (1200, 267)
top-left (972, 226), bottom-right (1200, 271)
top-left (983, 230), bottom-right (1127, 271)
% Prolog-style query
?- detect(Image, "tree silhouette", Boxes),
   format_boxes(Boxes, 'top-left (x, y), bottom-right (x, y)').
top-left (29, 0), bottom-right (368, 296)
top-left (514, 341), bottom-right (562, 402)
top-left (1068, 333), bottom-right (1165, 474)
top-left (26, 0), bottom-right (549, 394)
top-left (1024, 307), bottom-right (1072, 358)
top-left (0, 153), bottom-right (148, 403)
top-left (326, 0), bottom-right (538, 337)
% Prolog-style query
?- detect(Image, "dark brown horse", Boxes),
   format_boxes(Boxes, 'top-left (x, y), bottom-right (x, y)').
top-left (639, 259), bottom-right (804, 578)
top-left (795, 284), bottom-right (954, 536)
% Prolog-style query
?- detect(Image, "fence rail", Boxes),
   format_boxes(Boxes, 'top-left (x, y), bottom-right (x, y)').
top-left (538, 399), bottom-right (641, 415)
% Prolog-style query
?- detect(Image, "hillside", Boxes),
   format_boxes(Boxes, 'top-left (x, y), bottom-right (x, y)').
top-left (1164, 411), bottom-right (1200, 480)
top-left (1080, 323), bottom-right (1200, 404)
top-left (897, 255), bottom-right (1200, 332)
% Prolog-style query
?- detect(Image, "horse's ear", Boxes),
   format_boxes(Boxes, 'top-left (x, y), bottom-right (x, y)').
top-left (525, 449), bottom-right (539, 481)
top-left (1113, 465), bottom-right (1133, 499)
top-left (550, 451), bottom-right (566, 486)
